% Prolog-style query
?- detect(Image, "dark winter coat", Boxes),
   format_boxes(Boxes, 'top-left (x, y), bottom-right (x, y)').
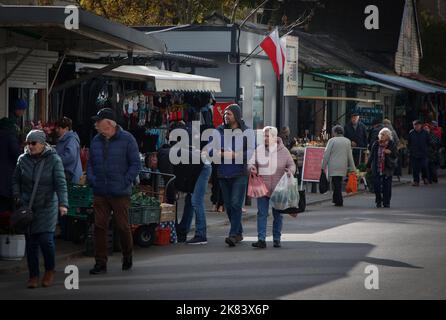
top-left (12, 145), bottom-right (68, 234)
top-left (408, 129), bottom-right (429, 159)
top-left (56, 130), bottom-right (83, 184)
top-left (87, 126), bottom-right (141, 197)
top-left (367, 139), bottom-right (398, 177)
top-left (427, 132), bottom-right (441, 163)
top-left (344, 121), bottom-right (368, 148)
top-left (0, 118), bottom-right (21, 198)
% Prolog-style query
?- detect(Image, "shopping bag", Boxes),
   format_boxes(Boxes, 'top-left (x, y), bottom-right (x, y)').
top-left (270, 173), bottom-right (299, 210)
top-left (319, 170), bottom-right (329, 194)
top-left (346, 172), bottom-right (358, 194)
top-left (276, 189), bottom-right (306, 216)
top-left (247, 173), bottom-right (269, 198)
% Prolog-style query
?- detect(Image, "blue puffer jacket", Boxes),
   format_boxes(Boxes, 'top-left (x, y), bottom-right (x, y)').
top-left (87, 127), bottom-right (141, 197)
top-left (56, 130), bottom-right (83, 184)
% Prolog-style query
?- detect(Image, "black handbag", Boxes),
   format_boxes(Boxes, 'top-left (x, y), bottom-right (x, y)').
top-left (277, 189), bottom-right (306, 214)
top-left (319, 170), bottom-right (329, 194)
top-left (11, 159), bottom-right (46, 231)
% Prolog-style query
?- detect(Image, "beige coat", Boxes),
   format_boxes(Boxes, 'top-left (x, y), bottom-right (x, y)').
top-left (248, 137), bottom-right (296, 197)
top-left (321, 136), bottom-right (356, 177)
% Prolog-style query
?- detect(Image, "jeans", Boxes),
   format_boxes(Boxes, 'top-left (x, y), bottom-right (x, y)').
top-left (25, 232), bottom-right (55, 278)
top-left (411, 157), bottom-right (428, 183)
top-left (256, 197), bottom-right (283, 241)
top-left (178, 164), bottom-right (212, 239)
top-left (219, 175), bottom-right (248, 237)
top-left (93, 196), bottom-right (133, 266)
top-left (331, 176), bottom-right (343, 205)
top-left (373, 174), bottom-right (392, 206)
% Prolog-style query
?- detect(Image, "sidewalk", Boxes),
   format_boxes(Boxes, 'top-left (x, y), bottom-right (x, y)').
top-left (1, 169), bottom-right (441, 275)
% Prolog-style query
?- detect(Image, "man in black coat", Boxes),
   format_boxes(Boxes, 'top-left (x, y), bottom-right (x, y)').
top-left (408, 120), bottom-right (430, 186)
top-left (0, 117), bottom-right (21, 212)
top-left (344, 112), bottom-right (368, 165)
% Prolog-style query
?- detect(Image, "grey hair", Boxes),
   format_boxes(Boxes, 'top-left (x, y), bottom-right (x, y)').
top-left (332, 125), bottom-right (344, 136)
top-left (378, 127), bottom-right (393, 140)
top-left (263, 126), bottom-right (278, 138)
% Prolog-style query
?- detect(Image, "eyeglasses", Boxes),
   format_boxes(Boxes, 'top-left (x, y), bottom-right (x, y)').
top-left (26, 141), bottom-right (38, 146)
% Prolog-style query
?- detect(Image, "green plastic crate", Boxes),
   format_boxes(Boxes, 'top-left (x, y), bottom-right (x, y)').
top-left (128, 206), bottom-right (160, 224)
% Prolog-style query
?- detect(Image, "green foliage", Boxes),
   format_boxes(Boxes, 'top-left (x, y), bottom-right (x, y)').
top-left (78, 0), bottom-right (260, 25)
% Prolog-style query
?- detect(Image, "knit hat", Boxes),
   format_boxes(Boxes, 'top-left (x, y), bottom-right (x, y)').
top-left (14, 99), bottom-right (28, 110)
top-left (224, 104), bottom-right (242, 127)
top-left (26, 129), bottom-right (47, 144)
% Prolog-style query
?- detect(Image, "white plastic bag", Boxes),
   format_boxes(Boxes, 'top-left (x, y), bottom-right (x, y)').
top-left (270, 173), bottom-right (299, 210)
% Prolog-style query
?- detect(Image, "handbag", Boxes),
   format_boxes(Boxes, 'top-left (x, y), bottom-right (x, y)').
top-left (11, 159), bottom-right (46, 231)
top-left (277, 189), bottom-right (306, 215)
top-left (319, 170), bottom-right (329, 194)
top-left (247, 173), bottom-right (269, 198)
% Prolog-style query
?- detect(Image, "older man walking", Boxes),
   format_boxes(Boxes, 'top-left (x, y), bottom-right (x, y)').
top-left (87, 108), bottom-right (141, 274)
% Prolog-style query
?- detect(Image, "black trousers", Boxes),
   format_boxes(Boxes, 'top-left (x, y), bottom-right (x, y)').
top-left (331, 176), bottom-right (343, 205)
top-left (427, 161), bottom-right (439, 183)
top-left (373, 174), bottom-right (392, 206)
top-left (411, 157), bottom-right (428, 183)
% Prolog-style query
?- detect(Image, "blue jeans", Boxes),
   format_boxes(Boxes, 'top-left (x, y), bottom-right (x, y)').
top-left (178, 164), bottom-right (212, 239)
top-left (219, 175), bottom-right (248, 237)
top-left (257, 197), bottom-right (283, 241)
top-left (25, 232), bottom-right (55, 278)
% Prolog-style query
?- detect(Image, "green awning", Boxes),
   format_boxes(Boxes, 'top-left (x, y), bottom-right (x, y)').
top-left (311, 72), bottom-right (401, 91)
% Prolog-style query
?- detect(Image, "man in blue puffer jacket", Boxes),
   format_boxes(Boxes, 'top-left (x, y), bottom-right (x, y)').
top-left (87, 108), bottom-right (141, 275)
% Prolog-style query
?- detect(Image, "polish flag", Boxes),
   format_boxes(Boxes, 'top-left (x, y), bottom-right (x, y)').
top-left (260, 27), bottom-right (285, 80)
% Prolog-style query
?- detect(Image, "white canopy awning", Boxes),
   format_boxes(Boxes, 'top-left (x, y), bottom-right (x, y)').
top-left (75, 62), bottom-right (221, 92)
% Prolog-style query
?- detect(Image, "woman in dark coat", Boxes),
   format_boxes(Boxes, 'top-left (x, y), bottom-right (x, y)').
top-left (367, 128), bottom-right (398, 208)
top-left (12, 130), bottom-right (68, 289)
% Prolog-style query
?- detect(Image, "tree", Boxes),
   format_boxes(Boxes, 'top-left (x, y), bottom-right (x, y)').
top-left (78, 0), bottom-right (261, 25)
top-left (418, 8), bottom-right (446, 81)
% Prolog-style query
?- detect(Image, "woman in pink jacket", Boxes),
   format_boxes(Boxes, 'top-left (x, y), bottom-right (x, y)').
top-left (248, 126), bottom-right (296, 248)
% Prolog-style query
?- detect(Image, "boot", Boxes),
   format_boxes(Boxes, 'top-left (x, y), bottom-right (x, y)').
top-left (27, 277), bottom-right (39, 289)
top-left (42, 270), bottom-right (55, 287)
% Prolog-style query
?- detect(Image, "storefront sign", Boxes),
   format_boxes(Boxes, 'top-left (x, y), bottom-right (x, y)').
top-left (301, 147), bottom-right (325, 183)
top-left (283, 35), bottom-right (299, 96)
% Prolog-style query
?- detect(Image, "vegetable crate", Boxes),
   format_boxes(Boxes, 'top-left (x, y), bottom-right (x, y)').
top-left (67, 184), bottom-right (93, 219)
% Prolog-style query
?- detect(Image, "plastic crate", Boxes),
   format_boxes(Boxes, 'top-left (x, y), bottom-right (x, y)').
top-left (128, 206), bottom-right (160, 225)
top-left (68, 185), bottom-right (93, 208)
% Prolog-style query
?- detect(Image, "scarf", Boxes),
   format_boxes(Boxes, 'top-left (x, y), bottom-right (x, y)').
top-left (377, 140), bottom-right (388, 174)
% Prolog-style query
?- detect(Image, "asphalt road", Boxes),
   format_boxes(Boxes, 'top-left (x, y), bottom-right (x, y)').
top-left (1, 180), bottom-right (446, 300)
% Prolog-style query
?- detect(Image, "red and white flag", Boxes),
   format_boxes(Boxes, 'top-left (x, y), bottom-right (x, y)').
top-left (260, 27), bottom-right (285, 80)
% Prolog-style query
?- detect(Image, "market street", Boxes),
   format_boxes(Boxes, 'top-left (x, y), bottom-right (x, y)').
top-left (1, 180), bottom-right (445, 300)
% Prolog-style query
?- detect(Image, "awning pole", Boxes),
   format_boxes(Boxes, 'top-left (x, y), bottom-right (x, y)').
top-left (48, 52), bottom-right (66, 95)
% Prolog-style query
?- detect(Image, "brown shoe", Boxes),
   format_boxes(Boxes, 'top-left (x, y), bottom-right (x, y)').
top-left (423, 179), bottom-right (429, 185)
top-left (412, 182), bottom-right (420, 187)
top-left (27, 277), bottom-right (39, 289)
top-left (41, 270), bottom-right (55, 287)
